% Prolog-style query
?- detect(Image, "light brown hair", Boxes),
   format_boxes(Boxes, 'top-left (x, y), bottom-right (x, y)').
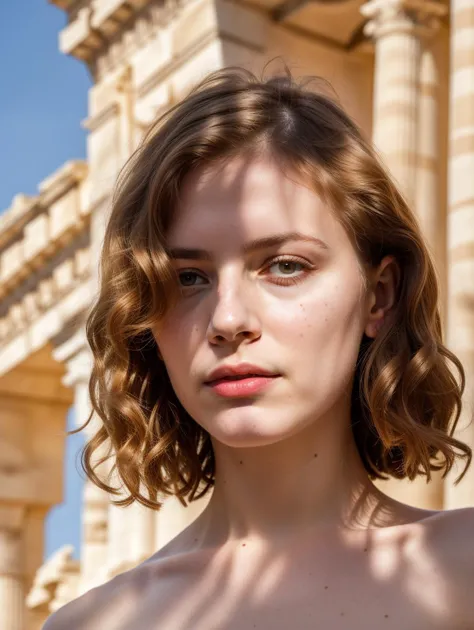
top-left (73, 66), bottom-right (472, 510)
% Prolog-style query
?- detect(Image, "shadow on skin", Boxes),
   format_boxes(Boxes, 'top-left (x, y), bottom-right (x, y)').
top-left (45, 504), bottom-right (472, 630)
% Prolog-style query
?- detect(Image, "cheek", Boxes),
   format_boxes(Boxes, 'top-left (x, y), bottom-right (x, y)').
top-left (155, 307), bottom-right (201, 356)
top-left (267, 275), bottom-right (362, 338)
top-left (270, 275), bottom-right (365, 375)
top-left (153, 313), bottom-right (204, 397)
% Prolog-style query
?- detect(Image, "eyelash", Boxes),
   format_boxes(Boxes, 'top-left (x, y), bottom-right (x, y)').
top-left (177, 255), bottom-right (313, 291)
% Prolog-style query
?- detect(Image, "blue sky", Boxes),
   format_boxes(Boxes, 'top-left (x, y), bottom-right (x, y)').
top-left (0, 2), bottom-right (92, 560)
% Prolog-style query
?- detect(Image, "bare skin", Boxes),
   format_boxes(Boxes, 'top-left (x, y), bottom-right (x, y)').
top-left (44, 152), bottom-right (474, 628)
top-left (44, 502), bottom-right (474, 629)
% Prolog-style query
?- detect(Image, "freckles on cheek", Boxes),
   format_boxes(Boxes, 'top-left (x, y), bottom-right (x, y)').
top-left (268, 299), bottom-right (330, 343)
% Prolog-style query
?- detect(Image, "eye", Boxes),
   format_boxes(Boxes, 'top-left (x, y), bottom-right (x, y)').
top-left (178, 270), bottom-right (207, 287)
top-left (268, 259), bottom-right (304, 276)
top-left (265, 256), bottom-right (312, 286)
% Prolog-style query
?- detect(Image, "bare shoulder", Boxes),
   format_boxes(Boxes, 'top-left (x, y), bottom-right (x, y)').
top-left (417, 506), bottom-right (474, 625)
top-left (42, 521), bottom-right (204, 629)
top-left (41, 575), bottom-right (122, 630)
top-left (423, 506), bottom-right (474, 562)
top-left (41, 562), bottom-right (158, 630)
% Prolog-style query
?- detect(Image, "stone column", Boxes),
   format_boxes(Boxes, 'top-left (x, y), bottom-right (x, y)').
top-left (361, 0), bottom-right (446, 206)
top-left (416, 23), bottom-right (445, 259)
top-left (55, 330), bottom-right (110, 593)
top-left (128, 498), bottom-right (156, 566)
top-left (106, 475), bottom-right (131, 577)
top-left (154, 495), bottom-right (210, 552)
top-left (0, 507), bottom-right (25, 630)
top-left (444, 0), bottom-right (474, 508)
top-left (361, 0), bottom-right (447, 510)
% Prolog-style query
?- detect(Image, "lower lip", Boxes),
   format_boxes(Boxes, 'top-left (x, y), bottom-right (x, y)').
top-left (205, 376), bottom-right (280, 397)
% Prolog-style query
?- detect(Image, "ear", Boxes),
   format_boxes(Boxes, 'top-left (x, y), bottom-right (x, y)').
top-left (364, 255), bottom-right (399, 339)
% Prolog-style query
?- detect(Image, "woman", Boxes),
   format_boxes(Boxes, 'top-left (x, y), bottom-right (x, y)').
top-left (45, 66), bottom-right (474, 630)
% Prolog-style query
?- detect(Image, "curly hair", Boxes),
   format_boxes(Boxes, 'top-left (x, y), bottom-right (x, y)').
top-left (72, 65), bottom-right (472, 511)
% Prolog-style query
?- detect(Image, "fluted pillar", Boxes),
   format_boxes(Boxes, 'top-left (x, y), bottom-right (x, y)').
top-left (362, 0), bottom-right (420, 204)
top-left (128, 498), bottom-right (156, 566)
top-left (361, 0), bottom-right (446, 206)
top-left (107, 474), bottom-right (131, 577)
top-left (416, 22), bottom-right (445, 259)
top-left (0, 508), bottom-right (25, 630)
top-left (362, 0), bottom-right (447, 510)
top-left (445, 0), bottom-right (474, 508)
top-left (154, 495), bottom-right (211, 552)
top-left (55, 331), bottom-right (110, 593)
top-left (107, 485), bottom-right (157, 575)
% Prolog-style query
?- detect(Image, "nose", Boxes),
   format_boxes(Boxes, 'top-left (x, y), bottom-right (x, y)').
top-left (206, 279), bottom-right (261, 347)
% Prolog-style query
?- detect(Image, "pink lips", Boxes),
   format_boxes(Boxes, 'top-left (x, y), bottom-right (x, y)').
top-left (204, 363), bottom-right (280, 398)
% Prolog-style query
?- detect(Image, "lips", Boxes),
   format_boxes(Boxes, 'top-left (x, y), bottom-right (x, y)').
top-left (210, 374), bottom-right (265, 384)
top-left (204, 362), bottom-right (279, 384)
top-left (205, 374), bottom-right (280, 397)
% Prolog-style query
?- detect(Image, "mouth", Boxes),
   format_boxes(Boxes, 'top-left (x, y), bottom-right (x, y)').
top-left (206, 374), bottom-right (275, 384)
top-left (204, 374), bottom-right (281, 397)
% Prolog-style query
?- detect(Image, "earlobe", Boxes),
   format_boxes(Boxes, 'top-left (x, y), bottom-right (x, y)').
top-left (365, 316), bottom-right (384, 339)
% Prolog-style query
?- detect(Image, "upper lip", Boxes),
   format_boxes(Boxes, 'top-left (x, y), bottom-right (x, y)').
top-left (204, 363), bottom-right (279, 383)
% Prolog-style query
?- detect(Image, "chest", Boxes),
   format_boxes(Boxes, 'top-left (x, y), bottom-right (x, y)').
top-left (133, 544), bottom-right (462, 630)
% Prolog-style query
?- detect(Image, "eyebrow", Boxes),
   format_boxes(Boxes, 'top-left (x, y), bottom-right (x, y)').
top-left (167, 232), bottom-right (329, 260)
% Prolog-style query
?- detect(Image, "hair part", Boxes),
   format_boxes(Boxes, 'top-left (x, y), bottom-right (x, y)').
top-left (71, 65), bottom-right (472, 510)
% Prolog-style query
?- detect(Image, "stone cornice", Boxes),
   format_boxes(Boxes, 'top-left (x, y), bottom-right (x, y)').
top-left (0, 195), bottom-right (39, 249)
top-left (0, 160), bottom-right (88, 250)
top-left (0, 276), bottom-right (94, 376)
top-left (0, 159), bottom-right (90, 316)
top-left (39, 160), bottom-right (88, 206)
top-left (59, 0), bottom-right (156, 65)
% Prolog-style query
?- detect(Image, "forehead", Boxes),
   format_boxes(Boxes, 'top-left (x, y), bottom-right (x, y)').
top-left (166, 153), bottom-right (347, 249)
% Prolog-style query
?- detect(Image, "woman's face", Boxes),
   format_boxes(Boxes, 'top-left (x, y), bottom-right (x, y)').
top-left (152, 153), bottom-right (374, 448)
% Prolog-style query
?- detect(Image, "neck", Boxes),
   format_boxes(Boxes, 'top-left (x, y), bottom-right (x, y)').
top-left (194, 413), bottom-right (389, 549)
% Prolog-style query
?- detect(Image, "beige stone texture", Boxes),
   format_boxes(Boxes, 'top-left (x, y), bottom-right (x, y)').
top-left (444, 0), bottom-right (474, 508)
top-left (0, 0), bottom-right (470, 626)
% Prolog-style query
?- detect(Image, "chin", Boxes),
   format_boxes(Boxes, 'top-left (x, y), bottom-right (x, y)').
top-left (204, 407), bottom-right (297, 449)
top-left (211, 432), bottom-right (287, 449)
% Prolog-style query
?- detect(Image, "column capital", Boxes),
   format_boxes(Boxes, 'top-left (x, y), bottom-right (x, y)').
top-left (361, 0), bottom-right (447, 39)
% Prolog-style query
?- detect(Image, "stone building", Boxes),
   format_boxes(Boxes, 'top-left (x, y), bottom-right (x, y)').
top-left (0, 0), bottom-right (472, 627)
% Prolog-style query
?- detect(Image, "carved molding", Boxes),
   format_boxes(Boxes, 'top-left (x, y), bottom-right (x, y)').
top-left (0, 160), bottom-right (88, 249)
top-left (26, 544), bottom-right (80, 614)
top-left (0, 160), bottom-right (91, 348)
top-left (361, 0), bottom-right (448, 38)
